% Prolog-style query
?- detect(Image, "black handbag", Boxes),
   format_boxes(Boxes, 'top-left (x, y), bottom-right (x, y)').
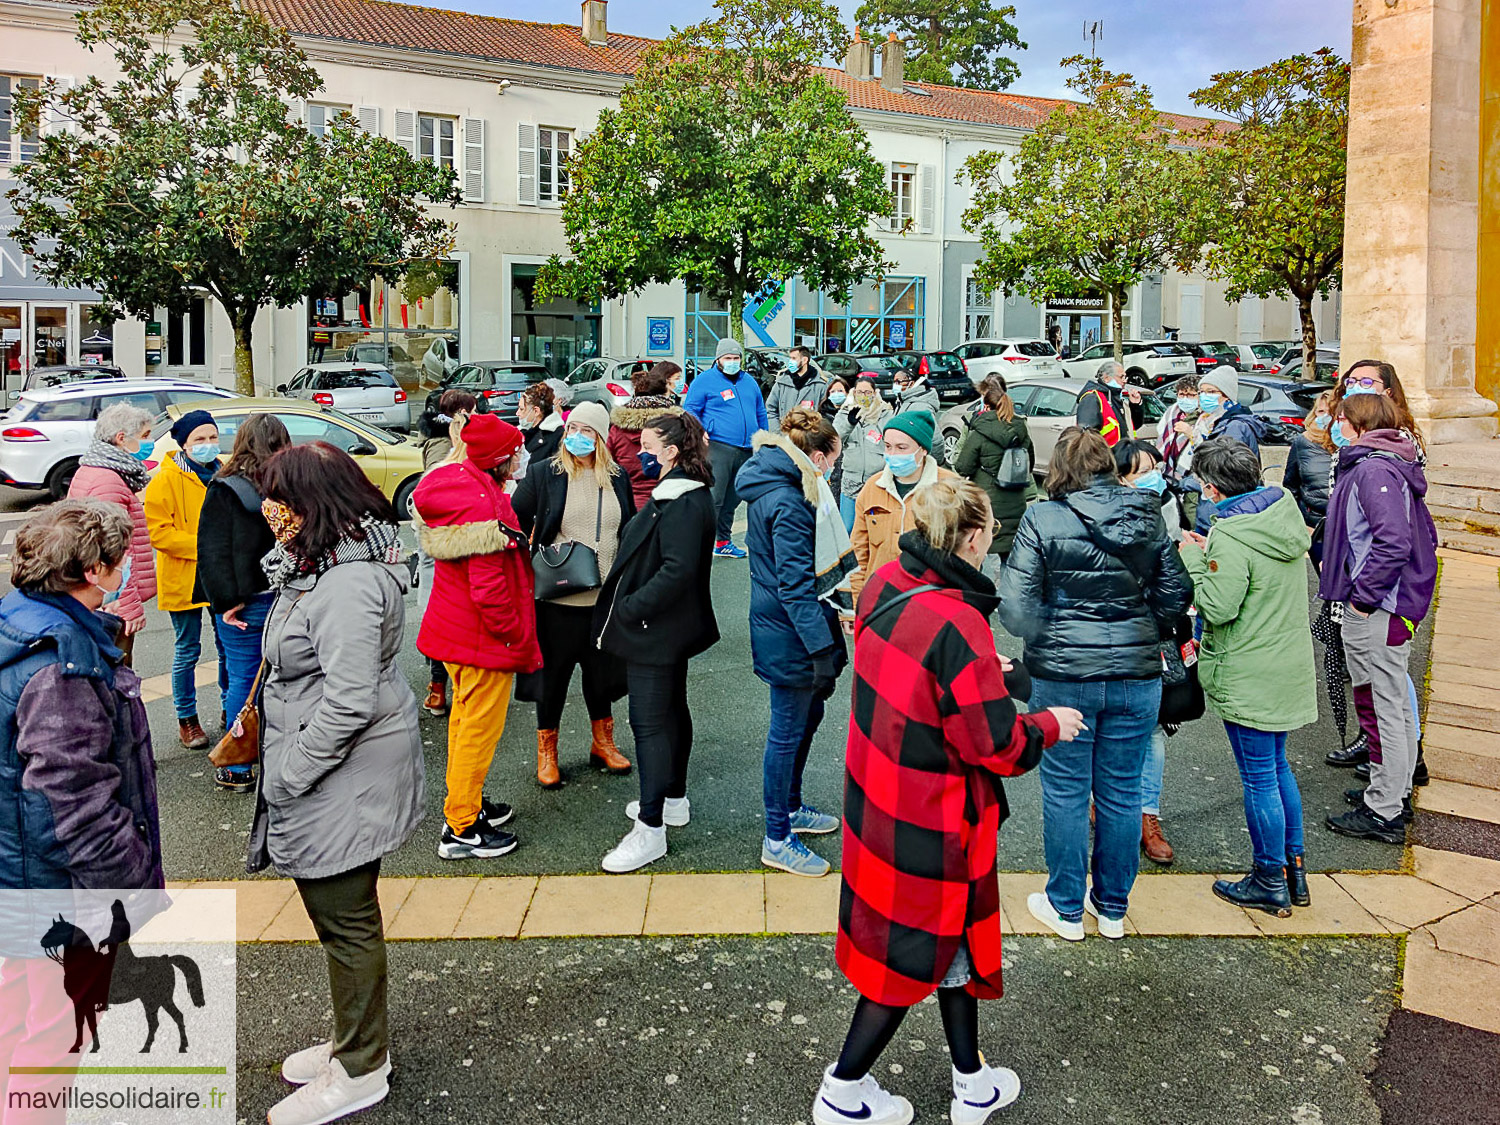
top-left (532, 490), bottom-right (604, 601)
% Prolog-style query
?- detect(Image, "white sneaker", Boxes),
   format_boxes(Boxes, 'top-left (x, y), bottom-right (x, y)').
top-left (601, 819), bottom-right (668, 873)
top-left (951, 1060), bottom-right (1021, 1124)
top-left (1027, 892), bottom-right (1084, 942)
top-left (1083, 895), bottom-right (1125, 940)
top-left (267, 1057), bottom-right (389, 1125)
top-left (624, 796), bottom-right (691, 827)
top-left (812, 1065), bottom-right (914, 1125)
top-left (281, 1043), bottom-right (391, 1087)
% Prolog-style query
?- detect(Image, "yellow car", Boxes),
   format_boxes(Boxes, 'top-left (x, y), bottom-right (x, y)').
top-left (150, 397), bottom-right (427, 514)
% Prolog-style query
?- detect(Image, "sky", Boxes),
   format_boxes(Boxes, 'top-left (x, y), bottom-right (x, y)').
top-left (456, 0), bottom-right (1353, 116)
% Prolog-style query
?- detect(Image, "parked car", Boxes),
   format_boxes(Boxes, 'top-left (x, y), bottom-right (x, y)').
top-left (814, 352), bottom-right (907, 391)
top-left (887, 350), bottom-right (976, 404)
top-left (1271, 347), bottom-right (1341, 382)
top-left (152, 397), bottom-right (425, 516)
top-left (1184, 341), bottom-right (1241, 374)
top-left (9, 364), bottom-right (128, 401)
top-left (565, 357), bottom-right (656, 409)
top-left (421, 336), bottom-right (461, 383)
top-left (276, 362), bottom-right (410, 433)
top-left (952, 338), bottom-right (1067, 381)
top-left (421, 360), bottom-right (549, 429)
top-left (1231, 375), bottom-right (1335, 445)
top-left (0, 379), bottom-right (238, 499)
top-left (1061, 340), bottom-right (1196, 388)
top-left (936, 377), bottom-right (1165, 472)
top-left (1231, 342), bottom-right (1290, 372)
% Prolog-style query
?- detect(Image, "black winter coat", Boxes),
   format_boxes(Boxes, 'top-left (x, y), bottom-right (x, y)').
top-left (511, 456), bottom-right (636, 549)
top-left (1280, 433), bottom-right (1332, 525)
top-left (593, 471), bottom-right (720, 666)
top-left (998, 475), bottom-right (1194, 681)
top-left (194, 475), bottom-right (274, 614)
top-left (524, 417), bottom-right (563, 466)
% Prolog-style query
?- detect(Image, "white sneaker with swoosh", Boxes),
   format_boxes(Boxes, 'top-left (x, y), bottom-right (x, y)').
top-left (812, 1065), bottom-right (914, 1125)
top-left (951, 1059), bottom-right (1021, 1124)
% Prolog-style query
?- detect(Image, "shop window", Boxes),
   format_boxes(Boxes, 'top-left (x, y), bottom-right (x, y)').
top-left (80, 305), bottom-right (114, 366)
top-left (166, 299), bottom-right (207, 368)
top-left (511, 263), bottom-right (599, 381)
top-left (308, 261), bottom-right (460, 392)
top-left (0, 74), bottom-right (41, 165)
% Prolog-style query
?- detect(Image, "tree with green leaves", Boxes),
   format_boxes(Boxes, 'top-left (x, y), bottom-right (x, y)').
top-left (854, 0), bottom-right (1025, 90)
top-left (7, 0), bottom-right (462, 393)
top-left (1188, 50), bottom-right (1349, 378)
top-left (538, 0), bottom-right (893, 342)
top-left (960, 56), bottom-right (1202, 366)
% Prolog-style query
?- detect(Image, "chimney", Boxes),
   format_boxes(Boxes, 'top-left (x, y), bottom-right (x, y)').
top-left (843, 27), bottom-right (874, 82)
top-left (880, 31), bottom-right (905, 94)
top-left (581, 0), bottom-right (607, 47)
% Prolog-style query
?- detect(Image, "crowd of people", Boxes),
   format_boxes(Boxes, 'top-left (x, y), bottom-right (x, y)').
top-left (0, 342), bottom-right (1442, 1125)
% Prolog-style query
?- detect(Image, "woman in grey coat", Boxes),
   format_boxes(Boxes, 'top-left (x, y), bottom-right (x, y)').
top-left (247, 442), bottom-right (423, 1125)
top-left (832, 376), bottom-right (893, 531)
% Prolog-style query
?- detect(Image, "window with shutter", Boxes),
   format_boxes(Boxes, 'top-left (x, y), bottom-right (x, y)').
top-left (43, 75), bottom-right (72, 138)
top-left (462, 117), bottom-right (485, 202)
top-left (356, 105), bottom-right (381, 135)
top-left (918, 163), bottom-right (936, 234)
top-left (888, 162), bottom-right (916, 232)
top-left (305, 102), bottom-right (350, 140)
top-left (1, 74), bottom-right (43, 164)
top-left (538, 126), bottom-right (573, 205)
top-left (417, 114), bottom-right (455, 169)
top-left (517, 122), bottom-right (537, 206)
top-left (393, 109), bottom-right (417, 157)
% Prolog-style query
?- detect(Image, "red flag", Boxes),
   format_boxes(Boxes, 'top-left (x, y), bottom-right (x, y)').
top-left (400, 303), bottom-right (409, 329)
top-left (358, 303), bottom-right (370, 328)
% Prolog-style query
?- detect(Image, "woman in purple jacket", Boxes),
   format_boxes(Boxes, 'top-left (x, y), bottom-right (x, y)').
top-left (1320, 393), bottom-right (1437, 846)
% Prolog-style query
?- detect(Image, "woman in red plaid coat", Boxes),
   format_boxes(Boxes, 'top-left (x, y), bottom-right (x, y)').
top-left (813, 480), bottom-right (1084, 1125)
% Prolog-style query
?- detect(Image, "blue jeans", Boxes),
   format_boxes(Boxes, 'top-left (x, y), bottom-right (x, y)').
top-left (763, 685), bottom-right (826, 840)
top-left (839, 494), bottom-right (856, 533)
top-left (214, 591), bottom-right (273, 719)
top-left (1141, 726), bottom-right (1166, 816)
top-left (1033, 677), bottom-right (1162, 922)
top-left (169, 607), bottom-right (228, 721)
top-left (1223, 721), bottom-right (1304, 870)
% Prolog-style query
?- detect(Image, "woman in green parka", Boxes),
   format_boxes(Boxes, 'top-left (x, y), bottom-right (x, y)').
top-left (953, 375), bottom-right (1034, 570)
top-left (1177, 437), bottom-right (1317, 921)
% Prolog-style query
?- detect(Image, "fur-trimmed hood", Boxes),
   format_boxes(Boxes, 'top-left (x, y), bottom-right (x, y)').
top-left (411, 461), bottom-right (524, 561)
top-left (748, 430), bottom-right (821, 506)
top-left (610, 398), bottom-right (683, 433)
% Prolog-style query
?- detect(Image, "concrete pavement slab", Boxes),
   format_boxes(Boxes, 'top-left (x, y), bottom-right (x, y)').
top-left (644, 873), bottom-right (766, 935)
top-left (1410, 845), bottom-right (1500, 900)
top-left (1329, 873), bottom-right (1472, 931)
top-left (1401, 929), bottom-right (1500, 1035)
top-left (519, 874), bottom-right (650, 938)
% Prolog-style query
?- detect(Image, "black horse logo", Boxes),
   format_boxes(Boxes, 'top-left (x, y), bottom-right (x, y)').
top-left (39, 900), bottom-right (205, 1054)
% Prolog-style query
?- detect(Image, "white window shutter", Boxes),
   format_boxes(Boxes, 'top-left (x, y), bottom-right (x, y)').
top-left (918, 163), bottom-right (936, 235)
top-left (43, 76), bottom-right (73, 135)
top-left (886, 161), bottom-right (899, 232)
top-left (356, 105), bottom-right (381, 135)
top-left (517, 121), bottom-right (537, 206)
top-left (462, 117), bottom-right (485, 202)
top-left (394, 109), bottom-right (417, 157)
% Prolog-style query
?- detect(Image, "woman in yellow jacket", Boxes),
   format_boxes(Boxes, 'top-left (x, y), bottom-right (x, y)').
top-left (144, 410), bottom-right (227, 750)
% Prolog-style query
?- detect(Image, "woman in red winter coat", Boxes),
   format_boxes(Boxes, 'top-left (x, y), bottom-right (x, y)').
top-left (814, 479), bottom-right (1083, 1125)
top-left (66, 402), bottom-right (159, 663)
top-left (607, 361), bottom-right (685, 510)
top-left (413, 414), bottom-right (542, 863)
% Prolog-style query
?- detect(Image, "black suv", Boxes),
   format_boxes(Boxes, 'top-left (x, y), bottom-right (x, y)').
top-left (420, 360), bottom-right (549, 434)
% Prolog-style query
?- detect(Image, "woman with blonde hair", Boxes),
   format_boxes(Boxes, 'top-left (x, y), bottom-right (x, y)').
top-left (513, 400), bottom-right (636, 788)
top-left (953, 373), bottom-right (1034, 570)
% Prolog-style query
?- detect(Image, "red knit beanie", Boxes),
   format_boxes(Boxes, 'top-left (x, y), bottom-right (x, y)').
top-left (463, 413), bottom-right (524, 470)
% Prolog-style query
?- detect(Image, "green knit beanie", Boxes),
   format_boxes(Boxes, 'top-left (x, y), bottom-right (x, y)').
top-left (882, 409), bottom-right (935, 452)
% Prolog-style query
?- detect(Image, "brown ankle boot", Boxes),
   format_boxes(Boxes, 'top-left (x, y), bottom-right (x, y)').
top-left (536, 729), bottom-right (562, 789)
top-left (422, 682), bottom-right (448, 717)
top-left (1141, 814), bottom-right (1174, 866)
top-left (179, 716), bottom-right (210, 750)
top-left (589, 717), bottom-right (631, 774)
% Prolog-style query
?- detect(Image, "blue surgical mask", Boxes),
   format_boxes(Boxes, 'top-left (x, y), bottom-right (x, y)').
top-left (885, 452), bottom-right (920, 478)
top-left (1198, 392), bottom-right (1222, 415)
top-left (129, 439), bottom-right (155, 462)
top-left (637, 450), bottom-right (662, 480)
top-left (102, 556), bottom-right (131, 606)
top-left (1331, 425), bottom-right (1352, 448)
top-left (187, 442), bottom-right (221, 464)
top-left (720, 358), bottom-right (742, 376)
top-left (671, 377), bottom-right (687, 395)
top-left (1176, 399), bottom-right (1198, 417)
top-left (1133, 469), bottom-right (1167, 495)
top-left (564, 432), bottom-right (597, 457)
top-left (1311, 413), bottom-right (1331, 430)
top-left (1343, 385), bottom-right (1380, 397)
top-left (828, 391), bottom-right (847, 407)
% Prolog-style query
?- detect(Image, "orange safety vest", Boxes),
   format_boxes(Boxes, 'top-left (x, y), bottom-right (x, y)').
top-left (1090, 389), bottom-right (1130, 447)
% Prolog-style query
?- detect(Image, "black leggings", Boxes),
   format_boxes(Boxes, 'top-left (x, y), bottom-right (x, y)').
top-left (627, 660), bottom-right (693, 827)
top-left (535, 602), bottom-right (616, 730)
top-left (833, 989), bottom-right (980, 1080)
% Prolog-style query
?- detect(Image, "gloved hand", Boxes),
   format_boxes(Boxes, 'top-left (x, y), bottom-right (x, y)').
top-left (810, 649), bottom-right (841, 701)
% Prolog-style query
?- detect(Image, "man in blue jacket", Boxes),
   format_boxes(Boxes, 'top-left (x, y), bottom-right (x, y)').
top-left (683, 336), bottom-right (768, 558)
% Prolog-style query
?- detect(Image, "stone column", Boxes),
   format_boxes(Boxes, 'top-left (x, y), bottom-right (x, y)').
top-left (1478, 0), bottom-right (1499, 405)
top-left (1342, 0), bottom-right (1498, 443)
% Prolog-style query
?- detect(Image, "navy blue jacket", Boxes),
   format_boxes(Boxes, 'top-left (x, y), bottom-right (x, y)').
top-left (0, 590), bottom-right (162, 893)
top-left (735, 441), bottom-right (844, 687)
top-left (683, 363), bottom-right (768, 449)
top-left (1193, 403), bottom-right (1267, 532)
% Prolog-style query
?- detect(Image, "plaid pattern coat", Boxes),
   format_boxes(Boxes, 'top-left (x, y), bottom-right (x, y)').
top-left (837, 533), bottom-right (1061, 1007)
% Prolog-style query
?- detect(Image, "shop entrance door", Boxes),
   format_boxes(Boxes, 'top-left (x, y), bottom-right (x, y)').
top-left (30, 305), bottom-right (70, 369)
top-left (0, 305), bottom-right (21, 395)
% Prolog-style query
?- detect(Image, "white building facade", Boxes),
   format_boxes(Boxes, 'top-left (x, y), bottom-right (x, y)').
top-left (0, 0), bottom-right (1339, 396)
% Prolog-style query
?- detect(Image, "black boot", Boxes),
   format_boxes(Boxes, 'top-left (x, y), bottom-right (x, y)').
top-left (1412, 743), bottom-right (1429, 786)
top-left (1326, 731), bottom-right (1369, 768)
top-left (1213, 865), bottom-right (1292, 918)
top-left (1353, 759), bottom-right (1371, 782)
top-left (1284, 854), bottom-right (1311, 908)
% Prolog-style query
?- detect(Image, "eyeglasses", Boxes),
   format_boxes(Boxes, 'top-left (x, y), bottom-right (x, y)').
top-left (991, 519), bottom-right (1002, 536)
top-left (1345, 374), bottom-right (1383, 389)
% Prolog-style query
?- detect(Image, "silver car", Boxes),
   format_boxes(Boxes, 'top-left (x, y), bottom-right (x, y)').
top-left (277, 362), bottom-right (411, 432)
top-left (937, 377), bottom-right (1164, 473)
top-left (565, 357), bottom-right (656, 409)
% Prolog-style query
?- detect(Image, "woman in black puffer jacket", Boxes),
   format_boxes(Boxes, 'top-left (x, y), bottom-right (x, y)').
top-left (1280, 391), bottom-right (1334, 533)
top-left (998, 426), bottom-right (1193, 942)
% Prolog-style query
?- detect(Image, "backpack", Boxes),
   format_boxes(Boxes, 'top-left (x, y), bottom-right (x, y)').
top-left (965, 417), bottom-right (1031, 490)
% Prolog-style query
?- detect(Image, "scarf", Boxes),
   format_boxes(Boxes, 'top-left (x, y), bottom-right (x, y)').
top-left (176, 451), bottom-right (219, 485)
top-left (756, 432), bottom-right (857, 610)
top-left (79, 440), bottom-right (149, 493)
top-left (261, 515), bottom-right (404, 589)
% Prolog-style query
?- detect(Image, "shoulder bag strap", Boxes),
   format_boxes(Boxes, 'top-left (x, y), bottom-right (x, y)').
top-left (862, 583), bottom-right (946, 629)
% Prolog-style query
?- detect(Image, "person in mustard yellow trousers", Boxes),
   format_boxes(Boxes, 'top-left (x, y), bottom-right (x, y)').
top-left (412, 415), bottom-right (542, 861)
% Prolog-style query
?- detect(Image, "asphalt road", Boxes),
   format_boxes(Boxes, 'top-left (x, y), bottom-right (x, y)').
top-left (238, 934), bottom-right (1396, 1125)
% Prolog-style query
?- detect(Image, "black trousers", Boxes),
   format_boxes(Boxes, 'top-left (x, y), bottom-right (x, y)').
top-left (535, 602), bottom-right (617, 730)
top-left (627, 660), bottom-right (693, 826)
top-left (294, 860), bottom-right (388, 1078)
top-left (707, 441), bottom-right (752, 542)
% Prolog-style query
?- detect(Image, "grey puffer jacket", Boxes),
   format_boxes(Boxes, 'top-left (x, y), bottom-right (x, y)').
top-left (891, 379), bottom-right (941, 419)
top-left (248, 559), bottom-right (424, 878)
top-left (999, 475), bottom-right (1194, 682)
top-left (834, 401), bottom-right (894, 499)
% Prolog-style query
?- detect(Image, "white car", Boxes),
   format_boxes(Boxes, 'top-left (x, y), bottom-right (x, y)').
top-left (1062, 340), bottom-right (1196, 389)
top-left (952, 338), bottom-right (1067, 381)
top-left (0, 379), bottom-right (239, 498)
top-left (276, 362), bottom-right (411, 432)
top-left (421, 337), bottom-right (460, 384)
